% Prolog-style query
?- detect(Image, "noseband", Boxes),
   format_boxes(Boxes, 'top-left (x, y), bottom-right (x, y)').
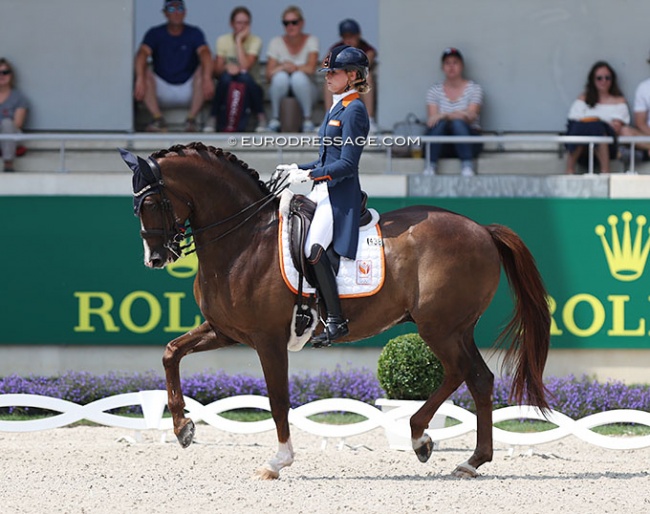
top-left (136, 156), bottom-right (191, 260)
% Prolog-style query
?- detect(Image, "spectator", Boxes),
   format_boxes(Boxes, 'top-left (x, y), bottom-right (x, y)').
top-left (323, 19), bottom-right (378, 134)
top-left (619, 53), bottom-right (650, 164)
top-left (423, 47), bottom-right (483, 176)
top-left (565, 61), bottom-right (629, 174)
top-left (265, 5), bottom-right (319, 132)
top-left (0, 58), bottom-right (28, 173)
top-left (134, 0), bottom-right (214, 132)
top-left (204, 6), bottom-right (267, 133)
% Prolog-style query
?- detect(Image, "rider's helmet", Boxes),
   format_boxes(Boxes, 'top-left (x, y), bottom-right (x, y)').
top-left (318, 45), bottom-right (369, 79)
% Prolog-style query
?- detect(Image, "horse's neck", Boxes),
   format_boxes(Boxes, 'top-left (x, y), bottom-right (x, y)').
top-left (190, 188), bottom-right (277, 267)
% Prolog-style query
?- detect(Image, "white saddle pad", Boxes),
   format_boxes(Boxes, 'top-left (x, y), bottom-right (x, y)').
top-left (278, 191), bottom-right (385, 298)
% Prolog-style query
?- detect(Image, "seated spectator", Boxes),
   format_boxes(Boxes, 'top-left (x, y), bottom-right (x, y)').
top-left (323, 19), bottom-right (378, 133)
top-left (133, 0), bottom-right (214, 132)
top-left (423, 47), bottom-right (483, 177)
top-left (619, 54), bottom-right (650, 164)
top-left (265, 5), bottom-right (319, 132)
top-left (565, 61), bottom-right (629, 174)
top-left (204, 6), bottom-right (267, 133)
top-left (0, 58), bottom-right (28, 172)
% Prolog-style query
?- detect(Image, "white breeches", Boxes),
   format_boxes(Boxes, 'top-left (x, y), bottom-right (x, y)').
top-left (304, 182), bottom-right (333, 255)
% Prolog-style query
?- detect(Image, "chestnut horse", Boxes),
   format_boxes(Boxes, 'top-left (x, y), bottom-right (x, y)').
top-left (120, 142), bottom-right (550, 479)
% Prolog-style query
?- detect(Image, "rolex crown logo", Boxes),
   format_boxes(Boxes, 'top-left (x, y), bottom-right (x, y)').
top-left (595, 211), bottom-right (650, 282)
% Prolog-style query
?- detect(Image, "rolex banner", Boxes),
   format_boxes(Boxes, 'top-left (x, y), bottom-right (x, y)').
top-left (1, 196), bottom-right (648, 349)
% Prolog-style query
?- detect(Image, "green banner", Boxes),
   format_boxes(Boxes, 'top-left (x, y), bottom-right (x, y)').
top-left (2, 196), bottom-right (649, 349)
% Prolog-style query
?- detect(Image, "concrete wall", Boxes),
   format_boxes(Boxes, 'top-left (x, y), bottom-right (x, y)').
top-left (378, 0), bottom-right (650, 132)
top-left (3, 345), bottom-right (650, 385)
top-left (4, 1), bottom-right (650, 132)
top-left (0, 0), bottom-right (134, 131)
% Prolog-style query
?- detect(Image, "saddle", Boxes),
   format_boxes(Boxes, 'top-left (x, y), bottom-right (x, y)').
top-left (288, 191), bottom-right (372, 286)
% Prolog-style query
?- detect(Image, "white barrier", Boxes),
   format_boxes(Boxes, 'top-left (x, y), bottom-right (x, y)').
top-left (1, 392), bottom-right (650, 450)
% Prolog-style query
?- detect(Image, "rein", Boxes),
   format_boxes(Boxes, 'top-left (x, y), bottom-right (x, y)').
top-left (182, 192), bottom-right (280, 255)
top-left (148, 159), bottom-right (290, 256)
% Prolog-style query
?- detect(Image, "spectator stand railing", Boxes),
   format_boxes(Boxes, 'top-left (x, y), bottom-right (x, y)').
top-left (3, 132), bottom-right (648, 174)
top-left (405, 134), bottom-right (616, 175)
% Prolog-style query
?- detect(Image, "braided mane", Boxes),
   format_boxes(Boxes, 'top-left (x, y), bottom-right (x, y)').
top-left (150, 142), bottom-right (273, 197)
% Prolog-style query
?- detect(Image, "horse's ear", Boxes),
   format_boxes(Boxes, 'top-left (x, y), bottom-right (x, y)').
top-left (118, 148), bottom-right (141, 174)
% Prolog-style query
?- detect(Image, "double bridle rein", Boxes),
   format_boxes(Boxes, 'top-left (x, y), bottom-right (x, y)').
top-left (137, 157), bottom-right (288, 257)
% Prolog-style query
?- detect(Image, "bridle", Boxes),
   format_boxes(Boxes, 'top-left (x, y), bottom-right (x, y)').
top-left (136, 157), bottom-right (289, 257)
top-left (136, 157), bottom-right (191, 260)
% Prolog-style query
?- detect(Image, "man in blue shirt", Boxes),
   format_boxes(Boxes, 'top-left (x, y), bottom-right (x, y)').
top-left (134, 0), bottom-right (214, 132)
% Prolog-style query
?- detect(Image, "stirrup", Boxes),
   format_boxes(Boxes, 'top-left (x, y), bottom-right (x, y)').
top-left (310, 317), bottom-right (349, 348)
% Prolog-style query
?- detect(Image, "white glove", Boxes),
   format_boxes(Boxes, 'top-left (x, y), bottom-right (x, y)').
top-left (275, 163), bottom-right (298, 180)
top-left (287, 167), bottom-right (312, 184)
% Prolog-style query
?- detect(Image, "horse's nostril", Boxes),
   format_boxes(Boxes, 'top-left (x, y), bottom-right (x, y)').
top-left (147, 255), bottom-right (165, 268)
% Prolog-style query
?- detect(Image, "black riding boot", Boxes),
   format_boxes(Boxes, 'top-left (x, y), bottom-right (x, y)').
top-left (307, 244), bottom-right (349, 347)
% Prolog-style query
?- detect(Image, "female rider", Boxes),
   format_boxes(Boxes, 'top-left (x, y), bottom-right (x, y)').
top-left (277, 45), bottom-right (370, 346)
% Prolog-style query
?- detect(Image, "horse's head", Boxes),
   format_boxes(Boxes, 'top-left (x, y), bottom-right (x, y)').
top-left (121, 143), bottom-right (284, 268)
top-left (120, 148), bottom-right (187, 268)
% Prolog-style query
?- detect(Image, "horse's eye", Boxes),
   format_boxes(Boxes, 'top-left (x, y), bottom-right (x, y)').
top-left (143, 201), bottom-right (159, 212)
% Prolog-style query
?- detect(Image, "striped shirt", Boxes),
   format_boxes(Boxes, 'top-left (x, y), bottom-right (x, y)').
top-left (426, 80), bottom-right (483, 129)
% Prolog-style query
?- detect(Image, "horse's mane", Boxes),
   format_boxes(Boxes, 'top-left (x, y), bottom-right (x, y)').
top-left (150, 142), bottom-right (274, 197)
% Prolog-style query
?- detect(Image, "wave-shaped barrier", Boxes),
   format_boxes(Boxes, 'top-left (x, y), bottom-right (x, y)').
top-left (1, 392), bottom-right (649, 450)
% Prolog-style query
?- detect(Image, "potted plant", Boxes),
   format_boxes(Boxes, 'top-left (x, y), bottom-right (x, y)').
top-left (376, 333), bottom-right (449, 450)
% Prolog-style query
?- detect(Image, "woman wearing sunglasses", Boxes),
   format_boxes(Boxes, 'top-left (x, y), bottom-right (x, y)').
top-left (265, 5), bottom-right (319, 132)
top-left (565, 61), bottom-right (629, 174)
top-left (0, 58), bottom-right (28, 172)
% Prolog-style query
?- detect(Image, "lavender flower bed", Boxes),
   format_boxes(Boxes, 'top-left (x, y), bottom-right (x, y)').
top-left (0, 365), bottom-right (382, 415)
top-left (451, 374), bottom-right (650, 419)
top-left (1, 368), bottom-right (649, 418)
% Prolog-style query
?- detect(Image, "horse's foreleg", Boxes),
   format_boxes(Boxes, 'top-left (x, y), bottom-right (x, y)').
top-left (255, 342), bottom-right (293, 480)
top-left (162, 322), bottom-right (238, 448)
top-left (454, 343), bottom-right (494, 478)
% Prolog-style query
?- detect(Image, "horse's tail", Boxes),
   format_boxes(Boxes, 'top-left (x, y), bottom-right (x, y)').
top-left (486, 224), bottom-right (550, 412)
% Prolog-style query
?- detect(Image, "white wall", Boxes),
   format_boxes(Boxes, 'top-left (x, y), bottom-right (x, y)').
top-left (378, 0), bottom-right (650, 132)
top-left (0, 0), bottom-right (134, 131)
top-left (4, 1), bottom-right (650, 133)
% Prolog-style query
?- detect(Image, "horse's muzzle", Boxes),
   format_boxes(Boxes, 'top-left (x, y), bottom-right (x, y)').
top-left (146, 245), bottom-right (180, 268)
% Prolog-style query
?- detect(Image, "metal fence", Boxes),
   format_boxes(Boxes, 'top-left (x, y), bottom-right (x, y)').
top-left (2, 132), bottom-right (650, 175)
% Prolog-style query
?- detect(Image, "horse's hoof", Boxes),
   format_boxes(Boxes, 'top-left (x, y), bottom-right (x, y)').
top-left (413, 435), bottom-right (434, 463)
top-left (176, 419), bottom-right (195, 448)
top-left (254, 467), bottom-right (280, 480)
top-left (452, 462), bottom-right (479, 478)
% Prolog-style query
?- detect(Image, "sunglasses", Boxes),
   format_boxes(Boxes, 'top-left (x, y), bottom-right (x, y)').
top-left (283, 19), bottom-right (300, 26)
top-left (165, 6), bottom-right (185, 13)
top-left (0, 70), bottom-right (12, 76)
top-left (595, 75), bottom-right (612, 81)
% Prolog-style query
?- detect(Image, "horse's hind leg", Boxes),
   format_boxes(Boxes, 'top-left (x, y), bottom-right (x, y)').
top-left (162, 321), bottom-right (238, 448)
top-left (452, 338), bottom-right (494, 478)
top-left (409, 333), bottom-right (468, 464)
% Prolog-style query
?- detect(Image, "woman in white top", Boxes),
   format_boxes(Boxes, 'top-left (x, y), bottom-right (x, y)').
top-left (265, 5), bottom-right (319, 132)
top-left (424, 47), bottom-right (483, 176)
top-left (565, 61), bottom-right (630, 174)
